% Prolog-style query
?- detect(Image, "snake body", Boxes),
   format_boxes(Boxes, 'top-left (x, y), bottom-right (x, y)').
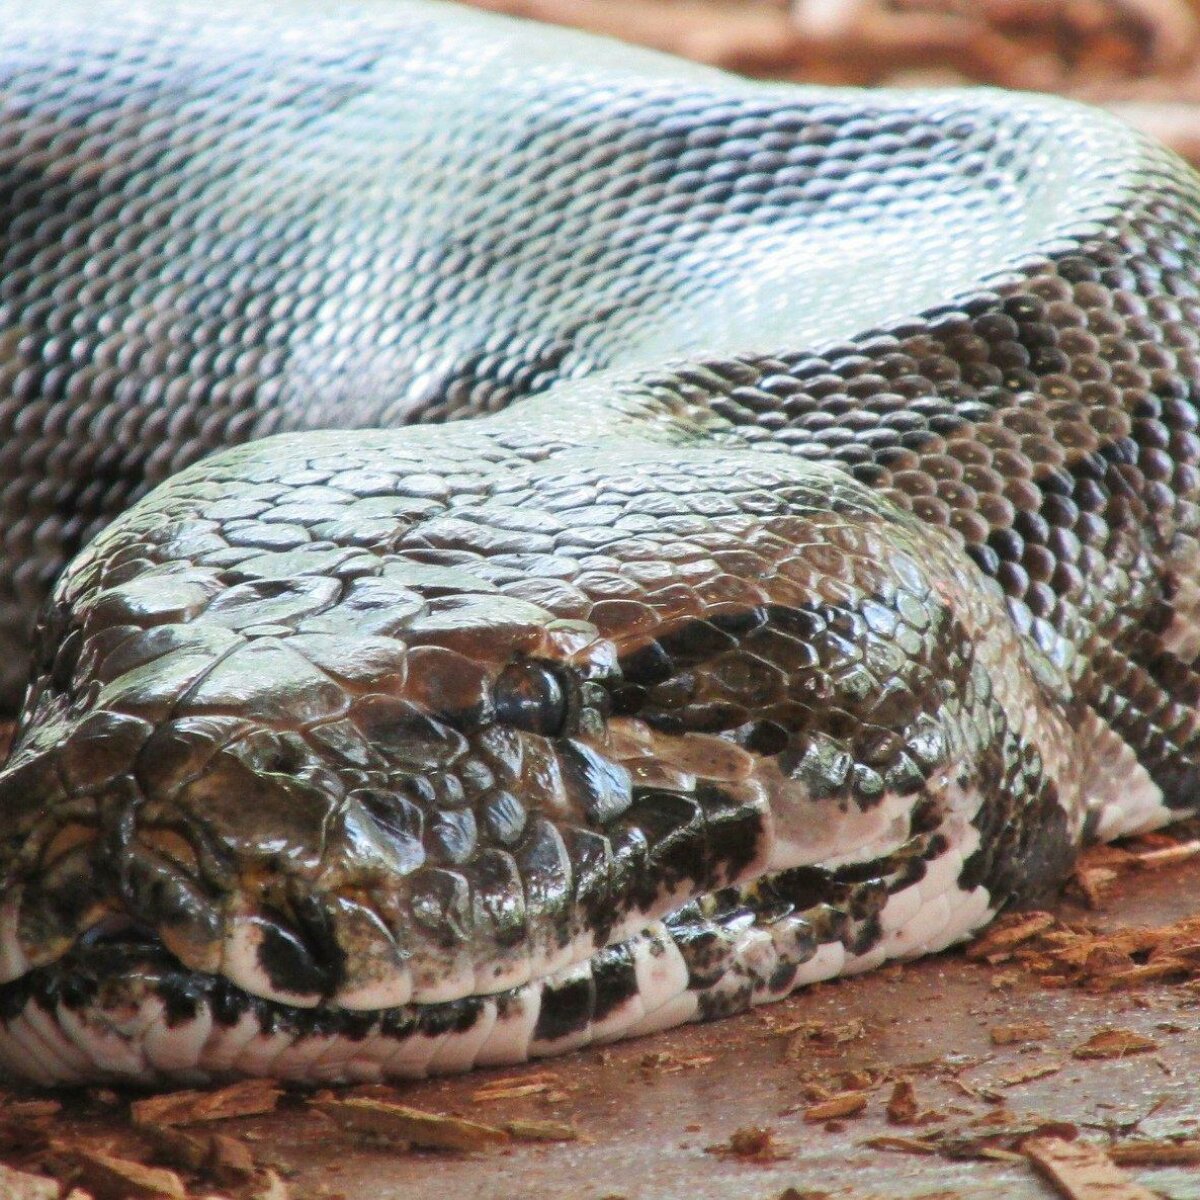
top-left (0, 0), bottom-right (1197, 1085)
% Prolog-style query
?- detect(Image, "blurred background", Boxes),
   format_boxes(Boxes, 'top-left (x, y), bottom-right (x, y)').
top-left (463, 0), bottom-right (1200, 166)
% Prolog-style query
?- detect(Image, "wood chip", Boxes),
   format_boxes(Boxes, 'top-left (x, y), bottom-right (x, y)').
top-left (1023, 1136), bottom-right (1157, 1200)
top-left (637, 1050), bottom-right (715, 1074)
top-left (1071, 1029), bottom-right (1158, 1060)
top-left (704, 1126), bottom-right (790, 1162)
top-left (144, 1125), bottom-right (257, 1186)
top-left (966, 912), bottom-right (1057, 960)
top-left (62, 1148), bottom-right (186, 1200)
top-left (502, 1118), bottom-right (580, 1142)
top-left (1107, 1138), bottom-right (1200, 1165)
top-left (130, 1079), bottom-right (282, 1126)
top-left (885, 1080), bottom-right (919, 1125)
top-left (0, 1161), bottom-right (59, 1200)
top-left (997, 1059), bottom-right (1064, 1087)
top-left (802, 1090), bottom-right (870, 1122)
top-left (990, 1021), bottom-right (1053, 1045)
top-left (1129, 838), bottom-right (1200, 870)
top-left (863, 1134), bottom-right (939, 1155)
top-left (469, 1082), bottom-right (553, 1102)
top-left (782, 1018), bottom-right (866, 1056)
top-left (0, 1100), bottom-right (62, 1120)
top-left (312, 1098), bottom-right (510, 1152)
top-left (469, 1071), bottom-right (564, 1102)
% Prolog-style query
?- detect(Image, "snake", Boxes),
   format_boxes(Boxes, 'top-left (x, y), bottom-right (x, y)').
top-left (0, 0), bottom-right (1196, 1088)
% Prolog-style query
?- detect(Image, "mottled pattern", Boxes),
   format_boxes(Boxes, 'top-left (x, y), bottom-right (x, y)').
top-left (0, 0), bottom-right (1196, 1084)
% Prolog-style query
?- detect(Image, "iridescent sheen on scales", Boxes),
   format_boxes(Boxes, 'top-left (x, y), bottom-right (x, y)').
top-left (0, 0), bottom-right (1196, 1084)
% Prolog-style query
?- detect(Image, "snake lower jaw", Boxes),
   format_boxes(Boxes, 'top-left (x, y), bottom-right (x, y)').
top-left (0, 838), bottom-right (999, 1087)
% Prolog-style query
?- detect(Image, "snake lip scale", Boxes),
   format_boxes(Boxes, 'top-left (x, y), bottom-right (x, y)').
top-left (0, 0), bottom-right (1196, 1086)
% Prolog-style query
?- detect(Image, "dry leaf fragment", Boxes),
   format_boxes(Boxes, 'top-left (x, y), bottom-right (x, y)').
top-left (63, 1148), bottom-right (186, 1200)
top-left (990, 1021), bottom-right (1053, 1045)
top-left (1023, 1135), bottom-right (1157, 1200)
top-left (1071, 1029), bottom-right (1158, 1060)
top-left (802, 1090), bottom-right (870, 1122)
top-left (313, 1098), bottom-right (510, 1152)
top-left (0, 1161), bottom-right (59, 1200)
top-left (502, 1118), bottom-right (580, 1142)
top-left (886, 1080), bottom-right (919, 1125)
top-left (130, 1079), bottom-right (282, 1126)
top-left (705, 1126), bottom-right (790, 1162)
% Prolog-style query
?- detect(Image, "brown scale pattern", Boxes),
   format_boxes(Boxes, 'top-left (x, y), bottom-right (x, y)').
top-left (0, 0), bottom-right (1196, 1081)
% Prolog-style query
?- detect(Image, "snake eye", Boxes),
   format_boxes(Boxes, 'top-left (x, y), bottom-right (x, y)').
top-left (493, 661), bottom-right (568, 736)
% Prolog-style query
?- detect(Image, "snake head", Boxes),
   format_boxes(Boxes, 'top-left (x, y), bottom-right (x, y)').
top-left (0, 425), bottom-right (1078, 1086)
top-left (0, 529), bottom-right (662, 1013)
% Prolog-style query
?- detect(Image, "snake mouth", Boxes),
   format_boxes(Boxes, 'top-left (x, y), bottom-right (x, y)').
top-left (0, 808), bottom-right (998, 1088)
top-left (0, 908), bottom-right (738, 1088)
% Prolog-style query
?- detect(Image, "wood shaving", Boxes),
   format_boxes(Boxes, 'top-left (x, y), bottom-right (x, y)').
top-left (502, 1118), bottom-right (580, 1142)
top-left (782, 1018), bottom-right (867, 1054)
top-left (56, 1148), bottom-right (186, 1200)
top-left (802, 1090), bottom-right (870, 1122)
top-left (885, 1080), bottom-right (919, 1125)
top-left (1071, 1029), bottom-right (1159, 1060)
top-left (469, 1082), bottom-right (555, 1102)
top-left (867, 1116), bottom-right (1081, 1163)
top-left (143, 1124), bottom-right (257, 1186)
top-left (0, 1161), bottom-right (59, 1200)
top-left (965, 912), bottom-right (1059, 961)
top-left (1107, 1138), bottom-right (1200, 1164)
top-left (963, 909), bottom-right (1200, 991)
top-left (248, 1168), bottom-right (291, 1200)
top-left (1023, 1135), bottom-right (1157, 1200)
top-left (637, 1050), bottom-right (716, 1074)
top-left (704, 1126), bottom-right (791, 1162)
top-left (990, 1021), bottom-right (1053, 1045)
top-left (468, 1071), bottom-right (564, 1102)
top-left (0, 1100), bottom-right (61, 1121)
top-left (312, 1098), bottom-right (510, 1152)
top-left (130, 1079), bottom-right (282, 1127)
top-left (996, 1059), bottom-right (1064, 1088)
top-left (863, 1134), bottom-right (940, 1155)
